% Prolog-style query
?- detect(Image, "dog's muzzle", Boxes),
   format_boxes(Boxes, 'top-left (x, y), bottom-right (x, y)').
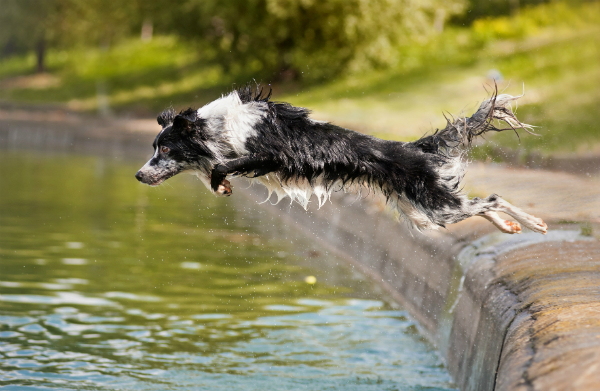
top-left (135, 168), bottom-right (163, 186)
top-left (135, 165), bottom-right (176, 186)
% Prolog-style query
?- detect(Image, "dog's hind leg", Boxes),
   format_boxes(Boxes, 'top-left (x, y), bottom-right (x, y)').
top-left (480, 211), bottom-right (522, 234)
top-left (394, 195), bottom-right (439, 231)
top-left (466, 194), bottom-right (547, 234)
top-left (495, 198), bottom-right (547, 234)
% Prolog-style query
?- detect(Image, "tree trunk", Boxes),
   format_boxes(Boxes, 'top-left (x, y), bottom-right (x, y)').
top-left (509, 0), bottom-right (520, 15)
top-left (35, 38), bottom-right (45, 73)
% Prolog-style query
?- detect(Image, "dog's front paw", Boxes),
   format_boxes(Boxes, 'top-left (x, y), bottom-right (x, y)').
top-left (210, 164), bottom-right (228, 192)
top-left (215, 179), bottom-right (232, 197)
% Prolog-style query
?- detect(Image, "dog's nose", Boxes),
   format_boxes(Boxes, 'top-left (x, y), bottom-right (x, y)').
top-left (135, 170), bottom-right (144, 182)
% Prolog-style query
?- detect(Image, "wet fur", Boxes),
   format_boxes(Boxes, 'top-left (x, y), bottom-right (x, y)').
top-left (135, 84), bottom-right (547, 234)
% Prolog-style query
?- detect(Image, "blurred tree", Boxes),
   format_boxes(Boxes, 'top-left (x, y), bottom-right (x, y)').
top-left (2, 0), bottom-right (592, 81)
top-left (167, 0), bottom-right (466, 82)
top-left (0, 0), bottom-right (54, 72)
top-left (0, 0), bottom-right (142, 72)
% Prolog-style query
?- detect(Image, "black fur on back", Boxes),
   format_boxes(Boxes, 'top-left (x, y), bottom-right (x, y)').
top-left (241, 94), bottom-right (461, 217)
top-left (230, 83), bottom-right (533, 225)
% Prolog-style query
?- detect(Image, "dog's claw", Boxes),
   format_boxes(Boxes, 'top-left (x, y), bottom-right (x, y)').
top-left (518, 215), bottom-right (547, 234)
top-left (529, 216), bottom-right (547, 234)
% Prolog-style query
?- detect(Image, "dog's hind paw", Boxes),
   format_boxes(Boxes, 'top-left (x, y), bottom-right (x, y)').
top-left (497, 200), bottom-right (548, 235)
top-left (495, 219), bottom-right (522, 234)
top-left (481, 211), bottom-right (522, 234)
top-left (503, 220), bottom-right (522, 234)
top-left (216, 179), bottom-right (232, 197)
top-left (521, 215), bottom-right (547, 234)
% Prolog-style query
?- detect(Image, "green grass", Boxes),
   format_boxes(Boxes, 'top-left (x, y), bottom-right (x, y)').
top-left (0, 2), bottom-right (599, 155)
top-left (483, 30), bottom-right (600, 155)
top-left (0, 36), bottom-right (240, 113)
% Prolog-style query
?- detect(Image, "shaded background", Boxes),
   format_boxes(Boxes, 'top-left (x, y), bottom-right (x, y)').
top-left (0, 0), bottom-right (599, 161)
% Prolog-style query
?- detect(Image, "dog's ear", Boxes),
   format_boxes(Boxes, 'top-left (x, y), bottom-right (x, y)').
top-left (157, 108), bottom-right (176, 128)
top-left (173, 115), bottom-right (194, 133)
top-left (173, 108), bottom-right (200, 134)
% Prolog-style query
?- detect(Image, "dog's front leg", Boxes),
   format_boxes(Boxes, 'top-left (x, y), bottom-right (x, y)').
top-left (211, 155), bottom-right (280, 195)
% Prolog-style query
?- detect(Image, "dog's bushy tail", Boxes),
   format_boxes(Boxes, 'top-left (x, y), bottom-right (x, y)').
top-left (412, 87), bottom-right (536, 156)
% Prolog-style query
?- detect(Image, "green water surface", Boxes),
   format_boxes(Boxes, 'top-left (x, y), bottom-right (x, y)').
top-left (0, 152), bottom-right (455, 390)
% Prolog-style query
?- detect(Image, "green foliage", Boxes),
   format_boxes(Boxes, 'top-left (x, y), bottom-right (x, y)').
top-left (0, 0), bottom-right (51, 51)
top-left (0, 53), bottom-right (37, 79)
top-left (2, 0), bottom-right (597, 81)
top-left (479, 27), bottom-right (600, 154)
top-left (471, 1), bottom-right (600, 42)
top-left (166, 0), bottom-right (466, 81)
top-left (0, 0), bottom-right (170, 72)
top-left (0, 0), bottom-right (170, 51)
top-left (0, 36), bottom-right (230, 112)
top-left (0, 0), bottom-right (468, 79)
top-left (453, 0), bottom-right (591, 24)
top-left (0, 35), bottom-right (167, 79)
top-left (63, 37), bottom-right (198, 80)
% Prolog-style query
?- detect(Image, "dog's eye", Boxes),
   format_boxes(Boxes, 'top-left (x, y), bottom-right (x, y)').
top-left (161, 146), bottom-right (170, 154)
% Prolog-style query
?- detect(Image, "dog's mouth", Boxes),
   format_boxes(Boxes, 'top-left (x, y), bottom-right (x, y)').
top-left (147, 178), bottom-right (165, 187)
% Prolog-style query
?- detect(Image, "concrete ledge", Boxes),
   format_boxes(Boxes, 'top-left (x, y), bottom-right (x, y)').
top-left (243, 185), bottom-right (600, 390)
top-left (448, 232), bottom-right (599, 390)
top-left (494, 239), bottom-right (600, 390)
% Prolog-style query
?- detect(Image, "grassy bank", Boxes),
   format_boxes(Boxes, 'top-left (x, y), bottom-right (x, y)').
top-left (0, 2), bottom-right (598, 155)
top-left (285, 2), bottom-right (600, 155)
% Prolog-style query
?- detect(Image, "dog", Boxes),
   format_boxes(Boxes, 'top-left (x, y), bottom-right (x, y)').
top-left (135, 84), bottom-right (547, 235)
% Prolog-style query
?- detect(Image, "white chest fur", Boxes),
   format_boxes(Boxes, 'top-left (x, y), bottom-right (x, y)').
top-left (198, 92), bottom-right (267, 155)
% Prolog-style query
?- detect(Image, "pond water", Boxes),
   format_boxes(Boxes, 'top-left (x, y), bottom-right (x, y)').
top-left (0, 151), bottom-right (456, 390)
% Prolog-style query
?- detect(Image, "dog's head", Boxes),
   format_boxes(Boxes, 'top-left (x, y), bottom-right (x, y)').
top-left (135, 108), bottom-right (215, 186)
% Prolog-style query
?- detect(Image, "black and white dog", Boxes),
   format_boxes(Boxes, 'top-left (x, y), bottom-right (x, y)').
top-left (135, 85), bottom-right (547, 234)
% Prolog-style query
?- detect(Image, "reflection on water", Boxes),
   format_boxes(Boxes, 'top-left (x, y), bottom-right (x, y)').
top-left (0, 152), bottom-right (455, 390)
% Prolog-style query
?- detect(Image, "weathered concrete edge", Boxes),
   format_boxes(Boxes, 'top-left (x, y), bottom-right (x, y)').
top-left (241, 184), bottom-right (594, 391)
top-left (446, 230), bottom-right (596, 390)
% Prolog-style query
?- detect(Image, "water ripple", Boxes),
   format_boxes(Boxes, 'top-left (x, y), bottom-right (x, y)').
top-left (0, 153), bottom-right (456, 390)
